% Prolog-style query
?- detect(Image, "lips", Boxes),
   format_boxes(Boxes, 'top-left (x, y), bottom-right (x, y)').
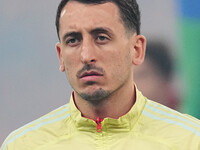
top-left (80, 71), bottom-right (103, 78)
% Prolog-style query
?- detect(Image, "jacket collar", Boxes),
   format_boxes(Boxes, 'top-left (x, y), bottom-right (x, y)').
top-left (69, 87), bottom-right (146, 133)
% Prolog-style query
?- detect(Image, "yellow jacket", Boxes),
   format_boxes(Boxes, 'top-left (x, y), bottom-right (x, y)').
top-left (1, 89), bottom-right (200, 150)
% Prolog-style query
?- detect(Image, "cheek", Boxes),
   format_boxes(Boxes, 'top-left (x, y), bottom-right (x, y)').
top-left (63, 55), bottom-right (78, 79)
top-left (114, 50), bottom-right (132, 68)
top-left (63, 52), bottom-right (78, 69)
top-left (108, 52), bottom-right (132, 78)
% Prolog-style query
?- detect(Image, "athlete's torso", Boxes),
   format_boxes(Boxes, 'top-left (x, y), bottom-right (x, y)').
top-left (1, 89), bottom-right (200, 150)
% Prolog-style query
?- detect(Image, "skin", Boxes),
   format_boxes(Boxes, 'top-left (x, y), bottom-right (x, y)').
top-left (56, 1), bottom-right (146, 120)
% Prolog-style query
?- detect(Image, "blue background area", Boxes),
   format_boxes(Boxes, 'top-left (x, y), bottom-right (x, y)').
top-left (180, 0), bottom-right (200, 18)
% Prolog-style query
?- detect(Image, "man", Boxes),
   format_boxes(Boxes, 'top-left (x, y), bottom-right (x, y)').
top-left (1, 0), bottom-right (200, 150)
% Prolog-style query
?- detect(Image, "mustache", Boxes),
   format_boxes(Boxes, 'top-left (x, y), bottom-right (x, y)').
top-left (76, 64), bottom-right (105, 78)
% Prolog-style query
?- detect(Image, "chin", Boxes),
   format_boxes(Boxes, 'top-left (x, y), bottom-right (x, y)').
top-left (79, 88), bottom-right (111, 102)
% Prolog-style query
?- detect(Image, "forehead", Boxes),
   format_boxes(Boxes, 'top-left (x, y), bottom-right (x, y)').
top-left (59, 1), bottom-right (125, 34)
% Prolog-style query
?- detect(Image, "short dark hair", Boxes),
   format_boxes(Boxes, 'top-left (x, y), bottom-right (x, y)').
top-left (55, 0), bottom-right (141, 40)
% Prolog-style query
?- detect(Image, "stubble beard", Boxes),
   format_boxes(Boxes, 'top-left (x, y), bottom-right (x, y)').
top-left (77, 77), bottom-right (128, 106)
top-left (78, 88), bottom-right (111, 106)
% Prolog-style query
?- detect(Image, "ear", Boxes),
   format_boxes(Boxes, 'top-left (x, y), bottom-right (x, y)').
top-left (56, 42), bottom-right (65, 72)
top-left (132, 35), bottom-right (146, 66)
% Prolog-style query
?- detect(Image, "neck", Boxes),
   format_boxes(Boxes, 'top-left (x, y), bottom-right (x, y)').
top-left (73, 84), bottom-right (136, 120)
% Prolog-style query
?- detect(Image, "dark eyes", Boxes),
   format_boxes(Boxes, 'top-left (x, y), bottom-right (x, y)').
top-left (67, 38), bottom-right (77, 44)
top-left (66, 38), bottom-right (80, 47)
top-left (96, 36), bottom-right (109, 43)
top-left (65, 35), bottom-right (110, 47)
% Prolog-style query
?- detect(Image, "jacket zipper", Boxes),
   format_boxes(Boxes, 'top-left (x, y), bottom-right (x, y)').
top-left (96, 117), bottom-right (103, 133)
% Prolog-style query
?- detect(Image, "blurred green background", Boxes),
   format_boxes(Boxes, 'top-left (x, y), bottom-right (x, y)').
top-left (178, 0), bottom-right (200, 118)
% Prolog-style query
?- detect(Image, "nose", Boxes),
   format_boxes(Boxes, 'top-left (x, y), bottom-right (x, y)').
top-left (80, 38), bottom-right (97, 64)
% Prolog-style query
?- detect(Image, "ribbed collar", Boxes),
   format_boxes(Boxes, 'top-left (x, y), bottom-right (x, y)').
top-left (69, 88), bottom-right (146, 133)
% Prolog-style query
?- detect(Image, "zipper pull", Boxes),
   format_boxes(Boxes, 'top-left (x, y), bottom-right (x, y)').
top-left (96, 117), bottom-right (102, 133)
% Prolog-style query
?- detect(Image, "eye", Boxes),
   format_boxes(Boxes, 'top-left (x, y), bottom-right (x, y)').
top-left (96, 35), bottom-right (110, 44)
top-left (66, 38), bottom-right (80, 47)
top-left (97, 36), bottom-right (107, 41)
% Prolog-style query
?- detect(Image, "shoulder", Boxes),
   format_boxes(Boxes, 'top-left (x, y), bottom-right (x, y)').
top-left (139, 99), bottom-right (200, 149)
top-left (0, 104), bottom-right (71, 150)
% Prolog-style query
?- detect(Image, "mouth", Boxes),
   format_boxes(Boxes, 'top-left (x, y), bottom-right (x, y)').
top-left (80, 71), bottom-right (103, 79)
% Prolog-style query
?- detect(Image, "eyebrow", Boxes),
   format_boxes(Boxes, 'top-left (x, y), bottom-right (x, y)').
top-left (90, 27), bottom-right (114, 37)
top-left (62, 27), bottom-right (114, 42)
top-left (62, 32), bottom-right (81, 42)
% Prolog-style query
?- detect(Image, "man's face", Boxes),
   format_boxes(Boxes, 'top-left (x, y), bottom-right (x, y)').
top-left (56, 1), bottom-right (144, 102)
